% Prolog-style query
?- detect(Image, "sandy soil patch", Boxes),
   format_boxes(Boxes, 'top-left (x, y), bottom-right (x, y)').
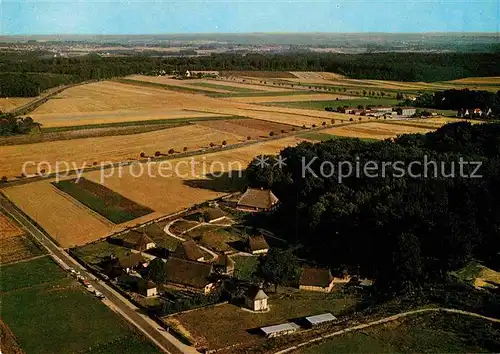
top-left (224, 93), bottom-right (356, 103)
top-left (32, 110), bottom-right (226, 128)
top-left (0, 98), bottom-right (33, 113)
top-left (4, 137), bottom-right (304, 246)
top-left (322, 122), bottom-right (434, 140)
top-left (0, 124), bottom-right (245, 179)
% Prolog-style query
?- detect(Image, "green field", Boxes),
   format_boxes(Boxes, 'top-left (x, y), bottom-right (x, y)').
top-left (263, 97), bottom-right (399, 111)
top-left (0, 257), bottom-right (160, 354)
top-left (301, 313), bottom-right (500, 354)
top-left (0, 256), bottom-right (65, 291)
top-left (53, 178), bottom-right (153, 224)
top-left (207, 90), bottom-right (318, 98)
top-left (299, 131), bottom-right (377, 143)
top-left (72, 241), bottom-right (135, 265)
top-left (188, 82), bottom-right (261, 93)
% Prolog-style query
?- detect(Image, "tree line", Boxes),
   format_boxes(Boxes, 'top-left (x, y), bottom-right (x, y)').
top-left (1, 51), bottom-right (500, 97)
top-left (0, 114), bottom-right (41, 136)
top-left (246, 122), bottom-right (500, 295)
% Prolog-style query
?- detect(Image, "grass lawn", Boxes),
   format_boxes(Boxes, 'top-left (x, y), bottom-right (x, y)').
top-left (262, 97), bottom-right (399, 111)
top-left (169, 290), bottom-right (358, 349)
top-left (53, 178), bottom-right (153, 224)
top-left (300, 313), bottom-right (500, 353)
top-left (71, 241), bottom-right (135, 265)
top-left (0, 257), bottom-right (160, 354)
top-left (0, 256), bottom-right (65, 291)
top-left (184, 225), bottom-right (246, 253)
top-left (232, 255), bottom-right (260, 281)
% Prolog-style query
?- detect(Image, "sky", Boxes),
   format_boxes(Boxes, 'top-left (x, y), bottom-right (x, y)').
top-left (1, 0), bottom-right (499, 35)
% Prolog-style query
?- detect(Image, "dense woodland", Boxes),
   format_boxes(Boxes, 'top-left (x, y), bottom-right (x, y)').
top-left (0, 114), bottom-right (41, 136)
top-left (246, 122), bottom-right (500, 294)
top-left (411, 89), bottom-right (500, 114)
top-left (1, 51), bottom-right (500, 96)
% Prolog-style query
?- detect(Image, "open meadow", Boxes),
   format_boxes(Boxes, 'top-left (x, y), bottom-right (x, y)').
top-left (0, 256), bottom-right (160, 354)
top-left (321, 122), bottom-right (434, 140)
top-left (164, 290), bottom-right (358, 350)
top-left (300, 312), bottom-right (500, 354)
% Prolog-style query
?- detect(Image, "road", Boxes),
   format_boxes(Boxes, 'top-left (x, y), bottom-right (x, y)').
top-left (0, 194), bottom-right (197, 354)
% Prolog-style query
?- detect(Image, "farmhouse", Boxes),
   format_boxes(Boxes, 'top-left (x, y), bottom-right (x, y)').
top-left (117, 229), bottom-right (156, 251)
top-left (165, 257), bottom-right (215, 294)
top-left (247, 234), bottom-right (270, 255)
top-left (203, 208), bottom-right (227, 223)
top-left (173, 239), bottom-right (205, 262)
top-left (299, 267), bottom-right (335, 293)
top-left (245, 287), bottom-right (269, 311)
top-left (236, 188), bottom-right (279, 212)
top-left (138, 279), bottom-right (158, 297)
top-left (260, 323), bottom-right (300, 338)
top-left (304, 313), bottom-right (338, 328)
top-left (214, 255), bottom-right (235, 275)
top-left (107, 253), bottom-right (149, 275)
top-left (372, 106), bottom-right (393, 113)
top-left (396, 107), bottom-right (416, 116)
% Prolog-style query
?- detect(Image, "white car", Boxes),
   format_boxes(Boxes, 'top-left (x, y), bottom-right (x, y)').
top-left (94, 291), bottom-right (105, 299)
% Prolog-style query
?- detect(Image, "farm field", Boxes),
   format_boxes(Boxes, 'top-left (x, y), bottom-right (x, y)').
top-left (53, 178), bottom-right (153, 224)
top-left (196, 118), bottom-right (297, 139)
top-left (125, 75), bottom-right (233, 93)
top-left (262, 97), bottom-right (398, 110)
top-left (0, 97), bottom-right (32, 112)
top-left (0, 123), bottom-right (245, 178)
top-left (406, 117), bottom-right (484, 128)
top-left (220, 71), bottom-right (298, 78)
top-left (224, 93), bottom-right (356, 103)
top-left (447, 76), bottom-right (500, 85)
top-left (300, 313), bottom-right (500, 354)
top-left (191, 80), bottom-right (292, 92)
top-left (0, 256), bottom-right (160, 354)
top-left (0, 212), bottom-right (44, 265)
top-left (4, 136), bottom-right (305, 247)
top-left (321, 122), bottom-right (434, 140)
top-left (0, 319), bottom-right (24, 354)
top-left (164, 290), bottom-right (358, 350)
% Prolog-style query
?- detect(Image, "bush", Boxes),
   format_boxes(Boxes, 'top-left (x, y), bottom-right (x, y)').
top-left (209, 142), bottom-right (215, 147)
top-left (168, 149), bottom-right (175, 154)
top-left (247, 136), bottom-right (251, 140)
top-left (183, 147), bottom-right (188, 152)
top-left (325, 106), bottom-right (334, 112)
top-left (349, 118), bottom-right (354, 122)
top-left (269, 131), bottom-right (275, 137)
top-left (1, 176), bottom-right (7, 183)
top-left (280, 129), bottom-right (286, 134)
top-left (154, 151), bottom-right (161, 157)
top-left (140, 152), bottom-right (146, 158)
top-left (312, 124), bottom-right (316, 128)
top-left (222, 140), bottom-right (227, 146)
top-left (302, 125), bottom-right (307, 129)
top-left (331, 119), bottom-right (335, 124)
top-left (322, 122), bottom-right (326, 126)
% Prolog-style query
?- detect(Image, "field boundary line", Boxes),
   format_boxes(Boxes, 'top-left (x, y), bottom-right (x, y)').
top-left (1, 254), bottom-right (47, 267)
top-left (274, 307), bottom-right (500, 354)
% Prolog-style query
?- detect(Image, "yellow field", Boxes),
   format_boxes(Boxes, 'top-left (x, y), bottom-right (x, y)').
top-left (3, 136), bottom-right (304, 247)
top-left (125, 75), bottom-right (234, 93)
top-left (0, 213), bottom-right (40, 264)
top-left (0, 124), bottom-right (246, 178)
top-left (0, 97), bottom-right (33, 113)
top-left (407, 117), bottom-right (484, 128)
top-left (196, 79), bottom-right (292, 92)
top-left (223, 93), bottom-right (356, 103)
top-left (448, 76), bottom-right (500, 84)
top-left (323, 122), bottom-right (434, 140)
top-left (0, 213), bottom-right (23, 238)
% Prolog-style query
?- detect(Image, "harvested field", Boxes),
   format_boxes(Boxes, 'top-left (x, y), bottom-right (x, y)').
top-left (53, 178), bottom-right (153, 224)
top-left (220, 71), bottom-right (297, 78)
top-left (0, 212), bottom-right (23, 238)
top-left (322, 122), bottom-right (434, 140)
top-left (0, 319), bottom-right (24, 354)
top-left (408, 117), bottom-right (484, 127)
top-left (0, 98), bottom-right (32, 113)
top-left (262, 97), bottom-right (397, 111)
top-left (224, 93), bottom-right (356, 103)
top-left (197, 118), bottom-right (297, 139)
top-left (290, 71), bottom-right (346, 81)
top-left (4, 136), bottom-right (304, 247)
top-left (31, 110), bottom-right (226, 128)
top-left (447, 76), bottom-right (500, 85)
top-left (126, 75), bottom-right (234, 93)
top-left (0, 124), bottom-right (245, 178)
top-left (194, 80), bottom-right (292, 92)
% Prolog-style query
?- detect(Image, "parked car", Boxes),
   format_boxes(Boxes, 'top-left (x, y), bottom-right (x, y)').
top-left (94, 291), bottom-right (105, 299)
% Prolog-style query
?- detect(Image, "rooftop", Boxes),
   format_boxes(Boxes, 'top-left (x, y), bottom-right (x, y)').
top-left (260, 323), bottom-right (300, 335)
top-left (237, 188), bottom-right (279, 210)
top-left (299, 267), bottom-right (333, 287)
top-left (246, 287), bottom-right (268, 301)
top-left (174, 239), bottom-right (204, 261)
top-left (117, 253), bottom-right (146, 269)
top-left (119, 229), bottom-right (154, 248)
top-left (165, 257), bottom-right (212, 289)
top-left (204, 208), bottom-right (226, 222)
top-left (305, 313), bottom-right (337, 325)
top-left (248, 234), bottom-right (269, 252)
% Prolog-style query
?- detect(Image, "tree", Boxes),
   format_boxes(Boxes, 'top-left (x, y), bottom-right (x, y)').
top-left (155, 151), bottom-right (161, 157)
top-left (349, 118), bottom-right (354, 122)
top-left (222, 140), bottom-right (227, 146)
top-left (269, 131), bottom-right (275, 137)
top-left (247, 136), bottom-right (252, 140)
top-left (259, 248), bottom-right (298, 292)
top-left (1, 176), bottom-right (7, 183)
top-left (209, 142), bottom-right (215, 147)
top-left (183, 147), bottom-right (188, 152)
top-left (322, 122), bottom-right (326, 126)
top-left (312, 124), bottom-right (317, 128)
top-left (146, 259), bottom-right (168, 284)
top-left (331, 119), bottom-right (335, 124)
top-left (140, 152), bottom-right (146, 158)
top-left (281, 129), bottom-right (286, 134)
top-left (168, 148), bottom-right (175, 154)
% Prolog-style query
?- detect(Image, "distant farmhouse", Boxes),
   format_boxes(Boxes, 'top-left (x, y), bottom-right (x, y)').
top-left (173, 239), bottom-right (205, 262)
top-left (214, 255), bottom-right (235, 275)
top-left (203, 208), bottom-right (227, 224)
top-left (298, 267), bottom-right (335, 293)
top-left (165, 257), bottom-right (215, 294)
top-left (102, 253), bottom-right (149, 276)
top-left (247, 234), bottom-right (270, 255)
top-left (236, 188), bottom-right (279, 212)
top-left (118, 230), bottom-right (156, 251)
top-left (396, 107), bottom-right (417, 116)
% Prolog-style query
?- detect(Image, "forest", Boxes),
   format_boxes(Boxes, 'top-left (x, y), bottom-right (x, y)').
top-left (246, 122), bottom-right (500, 294)
top-left (411, 89), bottom-right (500, 113)
top-left (1, 51), bottom-right (500, 97)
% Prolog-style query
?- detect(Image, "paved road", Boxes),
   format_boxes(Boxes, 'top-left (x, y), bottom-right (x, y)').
top-left (0, 194), bottom-right (197, 354)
